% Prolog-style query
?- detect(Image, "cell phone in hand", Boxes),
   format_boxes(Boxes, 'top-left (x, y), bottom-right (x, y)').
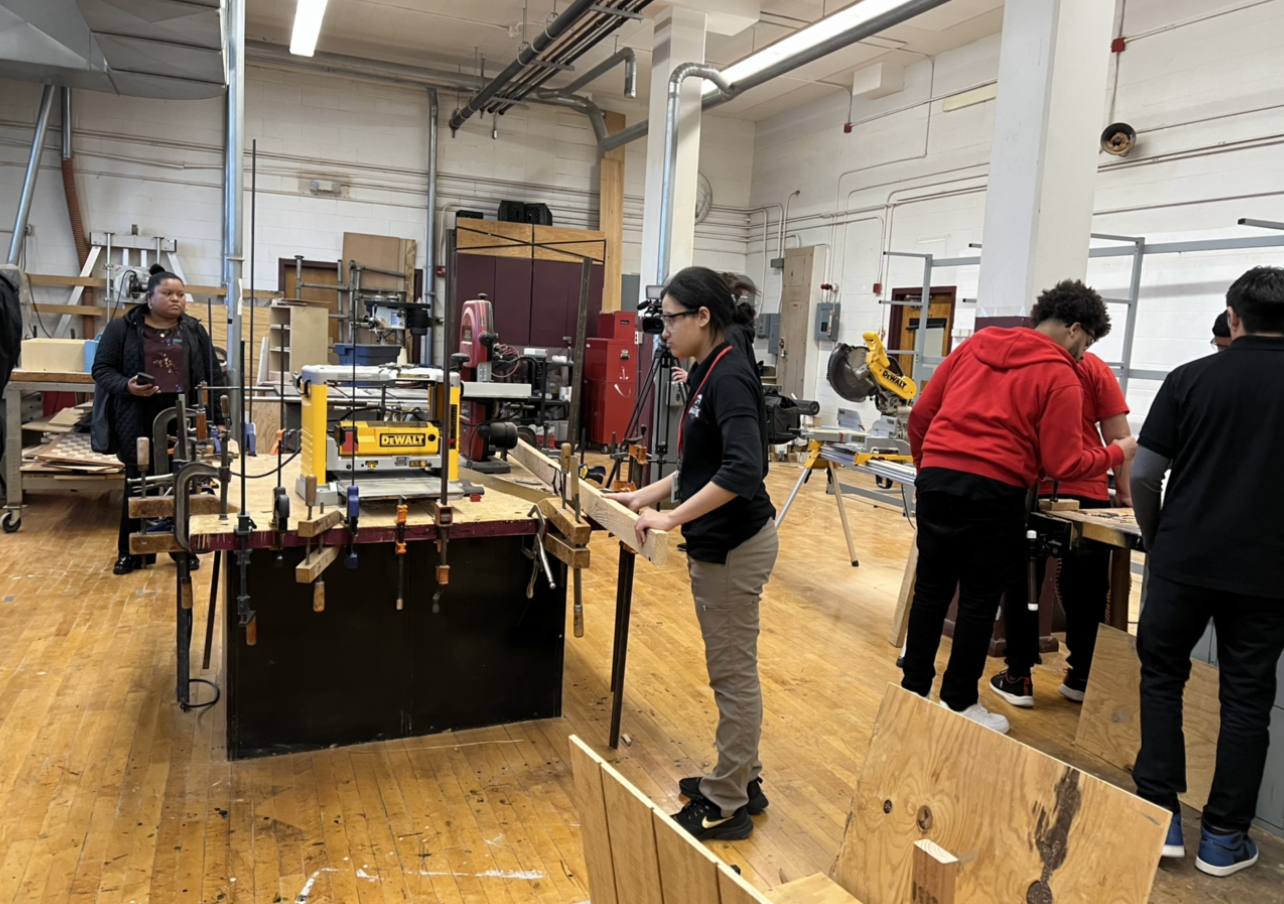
top-left (134, 372), bottom-right (156, 387)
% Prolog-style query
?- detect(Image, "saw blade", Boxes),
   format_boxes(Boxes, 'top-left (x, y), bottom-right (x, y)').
top-left (826, 343), bottom-right (877, 402)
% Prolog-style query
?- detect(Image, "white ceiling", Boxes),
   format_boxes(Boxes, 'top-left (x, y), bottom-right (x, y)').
top-left (247, 0), bottom-right (1005, 122)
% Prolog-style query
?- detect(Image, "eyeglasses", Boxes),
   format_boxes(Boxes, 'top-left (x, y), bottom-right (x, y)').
top-left (659, 310), bottom-right (699, 327)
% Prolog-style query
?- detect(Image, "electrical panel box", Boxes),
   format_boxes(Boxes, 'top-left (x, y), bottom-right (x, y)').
top-left (755, 313), bottom-right (781, 346)
top-left (815, 302), bottom-right (840, 340)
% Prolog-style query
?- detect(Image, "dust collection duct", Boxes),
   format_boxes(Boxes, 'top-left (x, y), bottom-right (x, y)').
top-left (0, 0), bottom-right (226, 99)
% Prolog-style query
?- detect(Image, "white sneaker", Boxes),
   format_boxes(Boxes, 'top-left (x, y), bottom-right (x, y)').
top-left (941, 699), bottom-right (1010, 734)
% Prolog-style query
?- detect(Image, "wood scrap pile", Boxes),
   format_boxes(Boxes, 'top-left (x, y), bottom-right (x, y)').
top-left (21, 430), bottom-right (124, 475)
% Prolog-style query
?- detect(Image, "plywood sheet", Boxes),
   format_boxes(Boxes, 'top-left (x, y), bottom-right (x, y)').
top-left (1074, 624), bottom-right (1220, 809)
top-left (568, 735), bottom-right (619, 904)
top-left (834, 685), bottom-right (1169, 904)
top-left (653, 809), bottom-right (722, 904)
top-left (600, 761), bottom-right (664, 904)
top-left (457, 220), bottom-right (533, 260)
top-left (533, 225), bottom-right (606, 263)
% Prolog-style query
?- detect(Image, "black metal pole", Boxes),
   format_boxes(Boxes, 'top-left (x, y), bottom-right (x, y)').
top-left (202, 549), bottom-right (221, 671)
top-left (609, 542), bottom-right (636, 749)
top-left (567, 256), bottom-right (592, 451)
top-left (176, 566), bottom-right (192, 708)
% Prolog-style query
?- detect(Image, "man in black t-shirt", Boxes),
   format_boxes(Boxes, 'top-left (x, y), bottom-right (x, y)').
top-left (1130, 266), bottom-right (1284, 878)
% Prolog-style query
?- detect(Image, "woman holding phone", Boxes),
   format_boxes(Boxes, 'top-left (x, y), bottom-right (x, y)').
top-left (93, 265), bottom-right (222, 574)
top-left (610, 266), bottom-right (778, 840)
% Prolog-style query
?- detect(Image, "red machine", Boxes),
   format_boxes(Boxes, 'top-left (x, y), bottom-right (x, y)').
top-left (457, 297), bottom-right (514, 472)
top-left (584, 311), bottom-right (638, 447)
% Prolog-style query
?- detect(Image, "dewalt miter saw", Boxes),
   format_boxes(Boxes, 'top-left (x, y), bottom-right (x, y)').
top-left (824, 331), bottom-right (918, 464)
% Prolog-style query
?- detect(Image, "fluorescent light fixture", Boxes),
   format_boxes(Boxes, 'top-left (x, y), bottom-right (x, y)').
top-left (290, 0), bottom-right (331, 57)
top-left (703, 0), bottom-right (917, 96)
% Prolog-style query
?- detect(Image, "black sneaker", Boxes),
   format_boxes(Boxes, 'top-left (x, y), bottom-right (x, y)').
top-left (989, 669), bottom-right (1034, 708)
top-left (113, 555), bottom-right (142, 575)
top-left (1059, 669), bottom-right (1088, 703)
top-left (670, 796), bottom-right (753, 841)
top-left (679, 776), bottom-right (769, 815)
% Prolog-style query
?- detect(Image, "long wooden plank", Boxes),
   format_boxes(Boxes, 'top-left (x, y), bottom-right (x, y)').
top-left (510, 440), bottom-right (668, 565)
top-left (128, 533), bottom-right (184, 554)
top-left (568, 736), bottom-right (620, 904)
top-left (912, 840), bottom-right (958, 904)
top-left (833, 685), bottom-right (1169, 904)
top-left (1074, 624), bottom-right (1219, 809)
top-left (32, 304), bottom-right (109, 317)
top-left (652, 808), bottom-right (723, 904)
top-left (599, 760), bottom-right (664, 904)
top-left (768, 873), bottom-right (864, 904)
top-left (295, 543), bottom-right (341, 583)
top-left (127, 495), bottom-right (235, 518)
top-left (27, 274), bottom-right (226, 295)
top-left (887, 535), bottom-right (917, 647)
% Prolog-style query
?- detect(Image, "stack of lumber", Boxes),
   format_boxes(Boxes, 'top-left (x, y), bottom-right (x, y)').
top-left (21, 431), bottom-right (124, 475)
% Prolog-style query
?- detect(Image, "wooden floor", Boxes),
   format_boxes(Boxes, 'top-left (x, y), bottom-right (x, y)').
top-left (0, 463), bottom-right (1281, 904)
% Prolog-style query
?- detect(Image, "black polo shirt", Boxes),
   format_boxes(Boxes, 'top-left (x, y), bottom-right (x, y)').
top-left (1138, 335), bottom-right (1284, 598)
top-left (677, 341), bottom-right (776, 563)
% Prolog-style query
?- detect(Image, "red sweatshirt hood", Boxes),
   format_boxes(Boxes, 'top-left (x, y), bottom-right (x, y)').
top-left (966, 327), bottom-right (1077, 371)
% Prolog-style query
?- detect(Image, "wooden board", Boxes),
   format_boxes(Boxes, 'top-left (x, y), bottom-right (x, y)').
top-left (28, 273), bottom-right (225, 295)
top-left (8, 368), bottom-right (94, 383)
top-left (510, 440), bottom-right (668, 565)
top-left (569, 735), bottom-right (620, 904)
top-left (456, 220), bottom-right (534, 260)
top-left (532, 225), bottom-right (607, 264)
top-left (537, 497), bottom-right (592, 545)
top-left (913, 840), bottom-right (958, 904)
top-left (128, 533), bottom-right (185, 554)
top-left (833, 685), bottom-right (1169, 904)
top-left (718, 861), bottom-right (776, 904)
top-left (295, 544), bottom-right (341, 583)
top-left (19, 339), bottom-right (85, 373)
top-left (35, 433), bottom-right (125, 469)
top-left (1055, 508), bottom-right (1140, 549)
top-left (888, 534), bottom-right (917, 647)
top-left (769, 873), bottom-right (864, 904)
top-left (1074, 624), bottom-right (1220, 810)
top-left (653, 809), bottom-right (723, 904)
top-left (600, 110), bottom-right (626, 313)
top-left (543, 533), bottom-right (590, 569)
top-left (128, 495), bottom-right (235, 518)
top-left (600, 760), bottom-right (664, 904)
top-left (297, 509), bottom-right (344, 538)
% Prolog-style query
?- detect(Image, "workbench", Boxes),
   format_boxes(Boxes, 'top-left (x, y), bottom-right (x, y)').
top-left (1039, 506), bottom-right (1140, 631)
top-left (3, 370), bottom-right (119, 532)
top-left (186, 455), bottom-right (566, 759)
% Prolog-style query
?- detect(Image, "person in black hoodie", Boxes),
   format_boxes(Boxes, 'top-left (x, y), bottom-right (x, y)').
top-left (92, 265), bottom-right (222, 574)
top-left (610, 266), bottom-right (777, 842)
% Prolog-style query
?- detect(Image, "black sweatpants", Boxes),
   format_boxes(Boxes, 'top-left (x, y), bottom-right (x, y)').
top-left (1133, 572), bottom-right (1284, 832)
top-left (901, 490), bottom-right (1026, 711)
top-left (1004, 496), bottom-right (1113, 679)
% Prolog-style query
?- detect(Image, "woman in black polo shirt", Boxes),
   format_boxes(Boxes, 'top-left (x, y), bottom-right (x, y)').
top-left (612, 266), bottom-right (777, 841)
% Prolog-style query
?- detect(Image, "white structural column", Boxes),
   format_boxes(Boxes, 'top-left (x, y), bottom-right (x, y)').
top-left (639, 6), bottom-right (707, 294)
top-left (976, 0), bottom-right (1115, 317)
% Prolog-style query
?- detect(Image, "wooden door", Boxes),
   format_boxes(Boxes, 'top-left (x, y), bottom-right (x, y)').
top-left (778, 246), bottom-right (818, 399)
top-left (281, 259), bottom-right (343, 349)
top-left (889, 287), bottom-right (956, 379)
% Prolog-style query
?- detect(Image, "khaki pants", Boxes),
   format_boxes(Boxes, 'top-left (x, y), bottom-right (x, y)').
top-left (688, 519), bottom-right (779, 815)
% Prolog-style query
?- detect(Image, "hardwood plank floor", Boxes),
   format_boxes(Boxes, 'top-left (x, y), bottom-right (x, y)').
top-left (0, 465), bottom-right (1280, 904)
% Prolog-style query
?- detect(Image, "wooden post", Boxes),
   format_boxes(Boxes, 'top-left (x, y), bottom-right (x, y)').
top-left (599, 110), bottom-right (626, 312)
top-left (912, 839), bottom-right (958, 904)
top-left (1106, 547), bottom-right (1132, 630)
top-left (888, 535), bottom-right (918, 646)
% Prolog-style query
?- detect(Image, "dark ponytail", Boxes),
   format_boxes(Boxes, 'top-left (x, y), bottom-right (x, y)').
top-left (720, 272), bottom-right (758, 329)
top-left (146, 263), bottom-right (182, 298)
top-left (663, 266), bottom-right (741, 334)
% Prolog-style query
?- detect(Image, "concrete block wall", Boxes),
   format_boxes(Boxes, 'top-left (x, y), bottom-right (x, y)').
top-left (747, 0), bottom-right (1284, 426)
top-left (0, 63), bottom-right (755, 341)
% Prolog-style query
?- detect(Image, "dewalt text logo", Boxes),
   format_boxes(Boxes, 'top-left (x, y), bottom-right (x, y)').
top-left (379, 433), bottom-right (428, 448)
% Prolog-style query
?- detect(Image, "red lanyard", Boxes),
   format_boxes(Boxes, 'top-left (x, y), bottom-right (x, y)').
top-left (677, 346), bottom-right (733, 458)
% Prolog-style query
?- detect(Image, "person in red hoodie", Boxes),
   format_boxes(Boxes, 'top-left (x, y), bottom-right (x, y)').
top-left (901, 279), bottom-right (1138, 733)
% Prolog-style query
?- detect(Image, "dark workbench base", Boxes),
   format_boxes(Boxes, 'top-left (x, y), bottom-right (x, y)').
top-left (225, 536), bottom-right (566, 759)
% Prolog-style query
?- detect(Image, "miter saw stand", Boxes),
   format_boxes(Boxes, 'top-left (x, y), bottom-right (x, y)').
top-left (774, 331), bottom-right (919, 566)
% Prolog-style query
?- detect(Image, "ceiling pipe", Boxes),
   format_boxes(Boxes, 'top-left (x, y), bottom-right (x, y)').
top-left (7, 85), bottom-right (55, 267)
top-left (658, 64), bottom-right (730, 284)
top-left (560, 47), bottom-right (637, 98)
top-left (600, 0), bottom-right (954, 151)
top-left (246, 41), bottom-right (482, 91)
top-left (449, 0), bottom-right (600, 134)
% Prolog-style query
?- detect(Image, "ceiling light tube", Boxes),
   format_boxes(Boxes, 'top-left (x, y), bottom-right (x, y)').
top-left (703, 0), bottom-right (923, 96)
top-left (290, 0), bottom-right (331, 57)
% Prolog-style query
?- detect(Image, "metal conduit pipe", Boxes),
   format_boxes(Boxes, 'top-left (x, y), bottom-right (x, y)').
top-left (246, 41), bottom-right (482, 92)
top-left (657, 63), bottom-right (730, 283)
top-left (7, 85), bottom-right (55, 266)
top-left (449, 0), bottom-right (599, 134)
top-left (600, 0), bottom-right (953, 151)
top-left (518, 90), bottom-right (610, 143)
top-left (425, 88), bottom-right (439, 366)
top-left (560, 47), bottom-right (637, 98)
top-left (224, 0), bottom-right (246, 431)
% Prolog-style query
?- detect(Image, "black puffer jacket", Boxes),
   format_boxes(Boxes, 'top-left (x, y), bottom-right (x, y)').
top-left (91, 304), bottom-right (224, 463)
